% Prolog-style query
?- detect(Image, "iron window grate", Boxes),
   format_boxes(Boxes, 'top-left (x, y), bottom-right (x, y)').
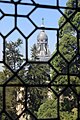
top-left (0, 0), bottom-right (80, 120)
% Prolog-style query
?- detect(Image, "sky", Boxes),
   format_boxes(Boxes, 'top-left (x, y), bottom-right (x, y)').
top-left (0, 0), bottom-right (68, 70)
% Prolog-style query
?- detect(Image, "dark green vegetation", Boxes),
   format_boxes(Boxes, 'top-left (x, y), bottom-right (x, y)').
top-left (0, 39), bottom-right (24, 119)
top-left (0, 0), bottom-right (80, 119)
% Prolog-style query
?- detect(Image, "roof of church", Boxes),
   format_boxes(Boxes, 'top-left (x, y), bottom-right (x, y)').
top-left (37, 30), bottom-right (48, 42)
top-left (37, 18), bottom-right (48, 42)
top-left (36, 18), bottom-right (51, 61)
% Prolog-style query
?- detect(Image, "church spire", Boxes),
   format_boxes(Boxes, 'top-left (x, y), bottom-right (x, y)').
top-left (41, 18), bottom-right (44, 27)
top-left (41, 18), bottom-right (45, 31)
top-left (42, 18), bottom-right (44, 26)
top-left (36, 18), bottom-right (51, 61)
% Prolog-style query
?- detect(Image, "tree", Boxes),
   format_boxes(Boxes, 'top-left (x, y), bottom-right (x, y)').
top-left (5, 39), bottom-right (23, 71)
top-left (51, 0), bottom-right (80, 119)
top-left (31, 44), bottom-right (39, 60)
top-left (21, 44), bottom-right (50, 118)
top-left (59, 0), bottom-right (80, 37)
top-left (23, 63), bottom-right (50, 84)
top-left (28, 1), bottom-right (80, 118)
top-left (60, 108), bottom-right (77, 120)
top-left (37, 99), bottom-right (57, 119)
top-left (58, 0), bottom-right (80, 84)
top-left (0, 39), bottom-right (24, 119)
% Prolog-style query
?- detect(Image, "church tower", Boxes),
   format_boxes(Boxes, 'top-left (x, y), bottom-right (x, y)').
top-left (36, 18), bottom-right (51, 61)
top-left (16, 19), bottom-right (51, 120)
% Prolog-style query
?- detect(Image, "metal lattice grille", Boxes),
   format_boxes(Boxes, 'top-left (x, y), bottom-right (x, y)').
top-left (0, 0), bottom-right (80, 120)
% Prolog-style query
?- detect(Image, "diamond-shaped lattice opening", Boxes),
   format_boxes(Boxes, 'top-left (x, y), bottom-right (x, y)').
top-left (59, 22), bottom-right (76, 37)
top-left (5, 29), bottom-right (26, 71)
top-left (50, 53), bottom-right (68, 74)
top-left (0, 87), bottom-right (3, 112)
top-left (27, 87), bottom-right (58, 119)
top-left (59, 8), bottom-right (76, 18)
top-left (0, 35), bottom-right (3, 61)
top-left (59, 87), bottom-right (78, 120)
top-left (70, 76), bottom-right (80, 85)
top-left (34, 0), bottom-right (56, 5)
top-left (30, 8), bottom-right (66, 28)
top-left (71, 86), bottom-right (80, 96)
top-left (0, 113), bottom-right (10, 120)
top-left (59, 23), bottom-right (77, 62)
top-left (69, 55), bottom-right (80, 75)
top-left (70, 12), bottom-right (80, 31)
top-left (51, 75), bottom-right (68, 85)
top-left (0, 63), bottom-right (13, 85)
top-left (28, 30), bottom-right (57, 61)
top-left (50, 66), bottom-right (57, 82)
top-left (18, 63), bottom-right (51, 85)
top-left (58, 15), bottom-right (66, 29)
top-left (6, 86), bottom-right (25, 119)
top-left (51, 86), bottom-right (66, 96)
top-left (17, 17), bottom-right (35, 37)
top-left (6, 76), bottom-right (24, 85)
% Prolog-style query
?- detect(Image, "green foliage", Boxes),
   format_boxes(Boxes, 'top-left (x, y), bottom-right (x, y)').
top-left (5, 39), bottom-right (23, 71)
top-left (28, 87), bottom-right (48, 115)
top-left (0, 0), bottom-right (80, 119)
top-left (37, 99), bottom-right (57, 119)
top-left (0, 39), bottom-right (24, 119)
top-left (50, 0), bottom-right (80, 119)
top-left (51, 54), bottom-right (68, 74)
top-left (58, 16), bottom-right (65, 27)
top-left (0, 72), bottom-right (5, 84)
top-left (22, 64), bottom-right (50, 84)
top-left (18, 44), bottom-right (50, 118)
top-left (66, 0), bottom-right (76, 7)
top-left (59, 0), bottom-right (80, 38)
top-left (59, 34), bottom-right (77, 61)
top-left (31, 44), bottom-right (39, 60)
top-left (6, 87), bottom-right (18, 119)
top-left (60, 108), bottom-right (77, 120)
top-left (72, 12), bottom-right (80, 30)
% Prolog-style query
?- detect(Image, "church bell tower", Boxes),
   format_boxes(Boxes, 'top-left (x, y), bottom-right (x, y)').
top-left (36, 18), bottom-right (50, 61)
